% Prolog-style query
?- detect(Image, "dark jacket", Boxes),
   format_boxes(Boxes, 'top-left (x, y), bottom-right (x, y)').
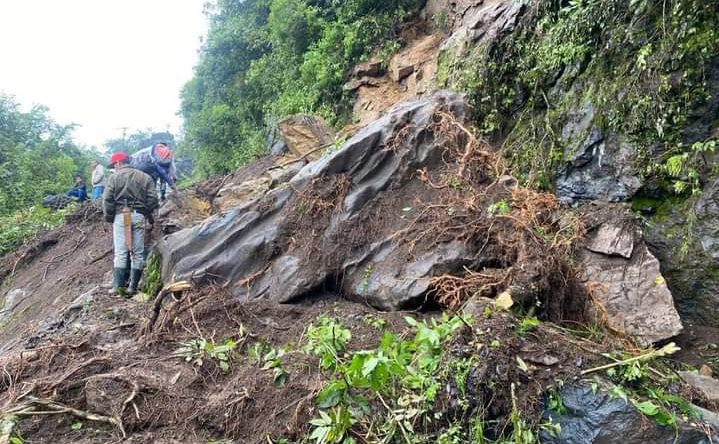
top-left (103, 166), bottom-right (159, 222)
top-left (130, 147), bottom-right (176, 187)
top-left (66, 180), bottom-right (87, 202)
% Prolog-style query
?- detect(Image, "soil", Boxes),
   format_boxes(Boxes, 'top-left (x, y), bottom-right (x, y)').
top-left (0, 176), bottom-right (717, 443)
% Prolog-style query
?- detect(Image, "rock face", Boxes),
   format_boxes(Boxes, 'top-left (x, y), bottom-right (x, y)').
top-left (679, 371), bottom-right (719, 403)
top-left (277, 115), bottom-right (335, 161)
top-left (159, 92), bottom-right (474, 310)
top-left (578, 215), bottom-right (683, 346)
top-left (554, 104), bottom-right (642, 203)
top-left (644, 187), bottom-right (719, 327)
top-left (542, 384), bottom-right (717, 444)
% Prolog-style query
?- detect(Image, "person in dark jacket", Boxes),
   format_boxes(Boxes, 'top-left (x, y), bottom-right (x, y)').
top-left (66, 174), bottom-right (87, 202)
top-left (103, 152), bottom-right (158, 296)
top-left (130, 142), bottom-right (177, 201)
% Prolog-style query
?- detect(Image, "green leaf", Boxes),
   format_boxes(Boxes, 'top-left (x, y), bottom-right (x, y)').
top-left (403, 316), bottom-right (418, 327)
top-left (634, 400), bottom-right (659, 416)
top-left (70, 422), bottom-right (83, 430)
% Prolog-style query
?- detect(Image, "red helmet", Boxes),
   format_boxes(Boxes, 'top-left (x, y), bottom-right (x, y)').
top-left (109, 152), bottom-right (129, 167)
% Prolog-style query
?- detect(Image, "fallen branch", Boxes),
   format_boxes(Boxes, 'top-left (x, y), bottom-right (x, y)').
top-left (2, 396), bottom-right (125, 437)
top-left (580, 342), bottom-right (680, 376)
top-left (269, 141), bottom-right (334, 170)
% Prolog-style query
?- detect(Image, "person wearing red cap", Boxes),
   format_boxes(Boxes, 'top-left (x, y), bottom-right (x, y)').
top-left (103, 152), bottom-right (159, 296)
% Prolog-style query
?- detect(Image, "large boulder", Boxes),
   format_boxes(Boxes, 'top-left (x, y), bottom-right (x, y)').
top-left (578, 209), bottom-right (683, 346)
top-left (277, 115), bottom-right (335, 161)
top-left (159, 92), bottom-right (475, 310)
top-left (541, 383), bottom-right (717, 444)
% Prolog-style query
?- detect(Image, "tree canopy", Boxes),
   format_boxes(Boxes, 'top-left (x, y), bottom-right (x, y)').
top-left (0, 95), bottom-right (95, 216)
top-left (181, 0), bottom-right (425, 177)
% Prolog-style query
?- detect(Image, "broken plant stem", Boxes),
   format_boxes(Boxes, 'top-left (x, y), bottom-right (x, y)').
top-left (580, 342), bottom-right (680, 376)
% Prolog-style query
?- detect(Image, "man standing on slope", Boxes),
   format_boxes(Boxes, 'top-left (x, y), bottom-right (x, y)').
top-left (90, 160), bottom-right (106, 200)
top-left (103, 152), bottom-right (158, 296)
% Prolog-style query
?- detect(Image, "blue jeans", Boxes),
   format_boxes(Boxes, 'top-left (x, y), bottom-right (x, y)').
top-left (92, 186), bottom-right (104, 200)
top-left (113, 211), bottom-right (146, 270)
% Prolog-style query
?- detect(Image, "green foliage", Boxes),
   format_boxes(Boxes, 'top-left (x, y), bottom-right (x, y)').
top-left (306, 313), bottom-right (469, 443)
top-left (176, 337), bottom-right (239, 373)
top-left (181, 0), bottom-right (424, 177)
top-left (0, 95), bottom-right (96, 218)
top-left (142, 252), bottom-right (163, 296)
top-left (515, 317), bottom-right (540, 337)
top-left (440, 0), bottom-right (719, 191)
top-left (487, 200), bottom-right (511, 216)
top-left (249, 341), bottom-right (289, 386)
top-left (0, 205), bottom-right (74, 256)
top-left (305, 316), bottom-right (352, 371)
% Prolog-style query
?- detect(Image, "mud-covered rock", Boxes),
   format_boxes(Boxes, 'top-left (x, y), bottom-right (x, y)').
top-left (578, 218), bottom-right (683, 346)
top-left (541, 383), bottom-right (717, 444)
top-left (159, 92), bottom-right (474, 309)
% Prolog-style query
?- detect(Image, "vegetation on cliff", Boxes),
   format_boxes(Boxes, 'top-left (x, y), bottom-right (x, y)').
top-left (180, 0), bottom-right (425, 176)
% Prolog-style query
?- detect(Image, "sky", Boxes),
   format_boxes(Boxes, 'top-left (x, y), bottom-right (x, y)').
top-left (0, 0), bottom-right (207, 148)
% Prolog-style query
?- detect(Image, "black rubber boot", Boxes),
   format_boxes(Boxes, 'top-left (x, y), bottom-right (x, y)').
top-left (127, 268), bottom-right (143, 296)
top-left (110, 267), bottom-right (129, 296)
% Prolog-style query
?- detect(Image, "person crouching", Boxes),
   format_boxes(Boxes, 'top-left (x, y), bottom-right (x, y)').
top-left (103, 152), bottom-right (158, 296)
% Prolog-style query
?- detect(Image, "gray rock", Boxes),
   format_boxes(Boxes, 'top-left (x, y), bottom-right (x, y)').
top-left (555, 103), bottom-right (642, 203)
top-left (644, 181), bottom-right (719, 326)
top-left (353, 60), bottom-right (383, 78)
top-left (586, 221), bottom-right (635, 258)
top-left (269, 139), bottom-right (288, 156)
top-left (579, 221), bottom-right (683, 346)
top-left (159, 92), bottom-right (473, 309)
top-left (541, 383), bottom-right (717, 444)
top-left (0, 289), bottom-right (26, 322)
top-left (679, 371), bottom-right (719, 403)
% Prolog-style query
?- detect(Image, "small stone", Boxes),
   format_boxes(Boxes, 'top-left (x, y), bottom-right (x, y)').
top-left (700, 364), bottom-right (713, 377)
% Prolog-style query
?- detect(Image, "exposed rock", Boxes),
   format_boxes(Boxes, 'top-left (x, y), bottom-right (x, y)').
top-left (579, 220), bottom-right (683, 346)
top-left (344, 77), bottom-right (381, 91)
top-left (586, 221), bottom-right (635, 258)
top-left (679, 371), bottom-right (719, 403)
top-left (269, 139), bottom-right (288, 156)
top-left (542, 383), bottom-right (717, 444)
top-left (0, 289), bottom-right (26, 322)
top-left (267, 161), bottom-right (305, 188)
top-left (214, 176), bottom-right (272, 213)
top-left (277, 114), bottom-right (335, 161)
top-left (159, 92), bottom-right (475, 310)
top-left (353, 60), bottom-right (383, 77)
top-left (439, 0), bottom-right (524, 56)
top-left (555, 103), bottom-right (642, 203)
top-left (392, 63), bottom-right (415, 82)
top-left (644, 187), bottom-right (719, 326)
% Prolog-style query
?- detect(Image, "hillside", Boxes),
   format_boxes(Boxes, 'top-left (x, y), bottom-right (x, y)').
top-left (1, 1), bottom-right (719, 443)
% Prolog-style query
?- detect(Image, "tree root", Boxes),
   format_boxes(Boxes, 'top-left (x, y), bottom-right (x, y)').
top-left (2, 396), bottom-right (126, 438)
top-left (140, 281), bottom-right (192, 338)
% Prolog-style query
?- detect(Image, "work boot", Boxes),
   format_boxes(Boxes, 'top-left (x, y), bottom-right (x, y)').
top-left (109, 267), bottom-right (129, 296)
top-left (127, 268), bottom-right (143, 296)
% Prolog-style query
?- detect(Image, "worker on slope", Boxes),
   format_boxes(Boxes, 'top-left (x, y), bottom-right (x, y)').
top-left (130, 142), bottom-right (177, 201)
top-left (90, 160), bottom-right (106, 200)
top-left (103, 152), bottom-right (158, 296)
